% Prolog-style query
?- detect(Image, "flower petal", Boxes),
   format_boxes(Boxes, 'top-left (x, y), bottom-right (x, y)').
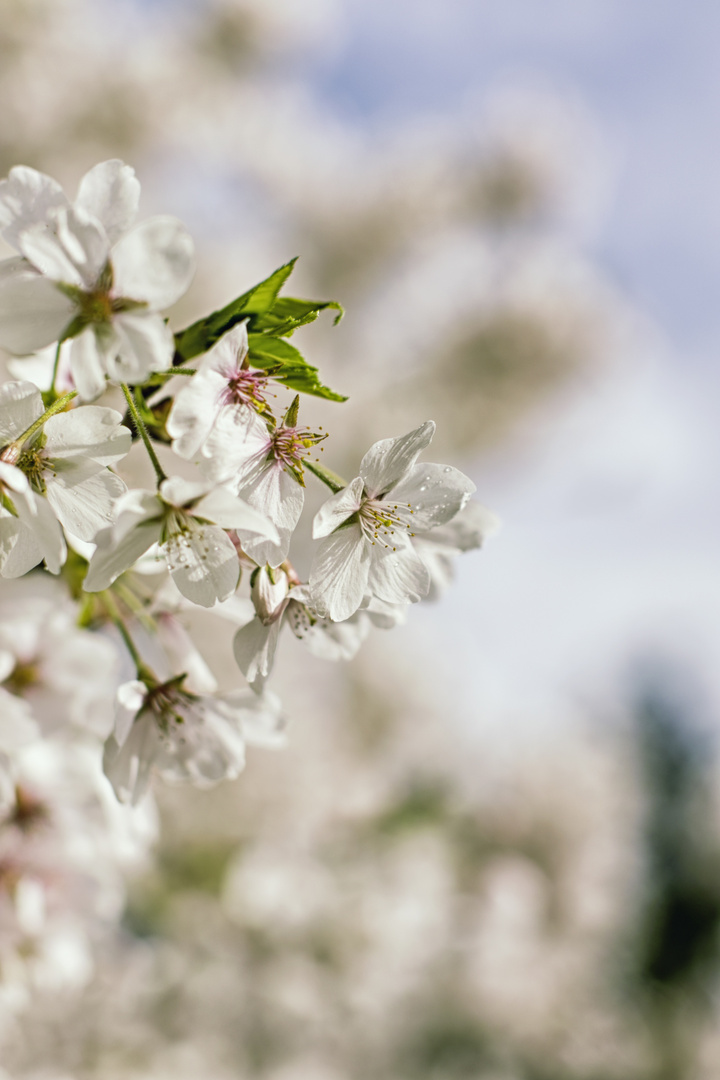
top-left (0, 257), bottom-right (75, 354)
top-left (233, 616), bottom-right (281, 690)
top-left (45, 462), bottom-right (127, 541)
top-left (43, 405), bottom-right (131, 466)
top-left (109, 310), bottom-right (174, 383)
top-left (103, 715), bottom-right (157, 805)
top-left (309, 522), bottom-right (371, 622)
top-left (164, 521), bottom-right (240, 608)
top-left (69, 327), bottom-right (113, 401)
top-left (76, 160), bottom-right (140, 245)
top-left (112, 216), bottom-right (195, 310)
top-left (312, 476), bottom-right (364, 539)
top-left (0, 379), bottom-right (43, 443)
top-left (240, 464), bottom-right (303, 568)
top-left (12, 487), bottom-right (66, 574)
top-left (196, 488), bottom-right (279, 543)
top-left (114, 680), bottom-right (146, 746)
top-left (166, 367), bottom-right (229, 461)
top-left (0, 166), bottom-right (69, 251)
top-left (20, 206), bottom-right (109, 289)
top-left (200, 404), bottom-right (271, 485)
top-left (388, 462), bottom-right (476, 530)
top-left (83, 492), bottom-right (163, 591)
top-left (368, 539), bottom-right (429, 606)
top-left (359, 421), bottom-right (435, 497)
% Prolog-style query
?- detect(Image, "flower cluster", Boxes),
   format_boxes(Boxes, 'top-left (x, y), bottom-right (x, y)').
top-left (0, 160), bottom-right (498, 814)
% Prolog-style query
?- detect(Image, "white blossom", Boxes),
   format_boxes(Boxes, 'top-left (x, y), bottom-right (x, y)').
top-left (84, 476), bottom-right (279, 607)
top-left (102, 677), bottom-right (283, 804)
top-left (0, 161), bottom-right (194, 400)
top-left (309, 421), bottom-right (476, 622)
top-left (166, 322), bottom-right (271, 460)
top-left (0, 381), bottom-right (131, 542)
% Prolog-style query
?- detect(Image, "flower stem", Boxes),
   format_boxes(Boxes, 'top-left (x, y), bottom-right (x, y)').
top-left (102, 591), bottom-right (156, 684)
top-left (305, 458), bottom-right (347, 494)
top-left (50, 341), bottom-right (63, 398)
top-left (121, 383), bottom-right (167, 486)
top-left (6, 390), bottom-right (78, 453)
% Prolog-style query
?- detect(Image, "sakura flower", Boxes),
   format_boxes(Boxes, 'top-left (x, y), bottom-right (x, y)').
top-left (83, 476), bottom-right (279, 608)
top-left (102, 677), bottom-right (283, 804)
top-left (309, 421), bottom-right (476, 622)
top-left (167, 322), bottom-right (271, 460)
top-left (0, 381), bottom-right (130, 544)
top-left (233, 566), bottom-right (405, 689)
top-left (0, 160), bottom-right (194, 400)
top-left (198, 395), bottom-right (326, 568)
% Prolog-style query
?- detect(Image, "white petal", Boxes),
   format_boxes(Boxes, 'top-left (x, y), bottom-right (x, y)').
top-left (196, 488), bottom-right (280, 542)
top-left (43, 405), bottom-right (131, 466)
top-left (112, 216), bottom-right (195, 310)
top-left (0, 166), bottom-right (69, 250)
top-left (0, 460), bottom-right (28, 493)
top-left (232, 616), bottom-right (281, 689)
top-left (0, 257), bottom-right (75, 354)
top-left (416, 500), bottom-right (501, 552)
top-left (251, 565), bottom-right (289, 624)
top-left (221, 689), bottom-right (286, 748)
top-left (159, 475), bottom-right (212, 509)
top-left (164, 522), bottom-right (240, 608)
top-left (368, 540), bottom-right (429, 606)
top-left (83, 493), bottom-right (163, 591)
top-left (200, 404), bottom-right (271, 485)
top-left (359, 421), bottom-right (435, 497)
top-left (75, 160), bottom-right (140, 245)
top-left (240, 464), bottom-right (303, 568)
top-left (204, 322), bottom-right (249, 377)
top-left (166, 367), bottom-right (229, 460)
top-left (45, 463), bottom-right (127, 541)
top-left (12, 487), bottom-right (66, 574)
top-left (20, 205), bottom-right (109, 289)
top-left (114, 680), bottom-right (146, 745)
top-left (69, 327), bottom-right (113, 401)
top-left (388, 462), bottom-right (476, 530)
top-left (312, 476), bottom-right (364, 539)
top-left (109, 310), bottom-right (173, 382)
top-left (0, 380), bottom-right (43, 443)
top-left (0, 513), bottom-right (36, 576)
top-left (103, 716), bottom-right (157, 805)
top-left (309, 523), bottom-right (370, 622)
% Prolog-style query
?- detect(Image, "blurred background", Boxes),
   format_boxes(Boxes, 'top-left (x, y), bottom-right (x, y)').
top-left (2, 0), bottom-right (720, 1076)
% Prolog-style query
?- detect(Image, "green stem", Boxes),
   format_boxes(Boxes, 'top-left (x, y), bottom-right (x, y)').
top-left (102, 591), bottom-right (156, 684)
top-left (50, 341), bottom-right (63, 398)
top-left (305, 457), bottom-right (347, 494)
top-left (9, 390), bottom-right (78, 449)
top-left (160, 367), bottom-right (196, 377)
top-left (121, 383), bottom-right (167, 486)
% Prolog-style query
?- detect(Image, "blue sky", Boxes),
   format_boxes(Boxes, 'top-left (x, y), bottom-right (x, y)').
top-left (310, 0), bottom-right (720, 357)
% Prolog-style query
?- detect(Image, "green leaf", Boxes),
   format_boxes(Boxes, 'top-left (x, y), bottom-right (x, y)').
top-left (304, 458), bottom-right (347, 494)
top-left (247, 334), bottom-right (347, 402)
top-left (173, 259), bottom-right (346, 402)
top-left (174, 259), bottom-right (299, 361)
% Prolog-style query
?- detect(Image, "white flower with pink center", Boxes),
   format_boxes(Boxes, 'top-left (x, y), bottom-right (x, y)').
top-left (198, 396), bottom-right (326, 569)
top-left (167, 322), bottom-right (271, 460)
top-left (309, 421), bottom-right (476, 622)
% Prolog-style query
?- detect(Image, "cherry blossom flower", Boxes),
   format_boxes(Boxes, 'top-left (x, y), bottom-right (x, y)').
top-left (102, 677), bottom-right (283, 804)
top-left (191, 393), bottom-right (326, 569)
top-left (167, 322), bottom-right (271, 460)
top-left (309, 421), bottom-right (476, 621)
top-left (0, 381), bottom-right (130, 542)
top-left (84, 476), bottom-right (279, 607)
top-left (0, 160), bottom-right (194, 400)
